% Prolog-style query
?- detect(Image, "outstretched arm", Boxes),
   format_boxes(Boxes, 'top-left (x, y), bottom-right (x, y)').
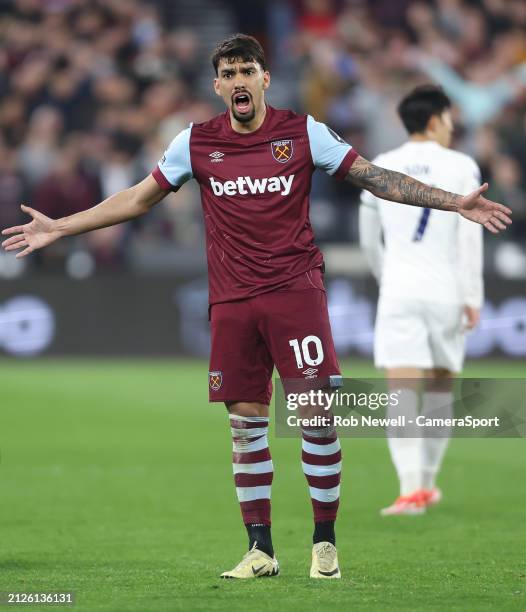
top-left (2, 175), bottom-right (169, 258)
top-left (347, 156), bottom-right (512, 233)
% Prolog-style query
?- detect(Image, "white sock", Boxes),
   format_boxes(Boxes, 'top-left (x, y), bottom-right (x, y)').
top-left (386, 388), bottom-right (421, 496)
top-left (421, 391), bottom-right (453, 490)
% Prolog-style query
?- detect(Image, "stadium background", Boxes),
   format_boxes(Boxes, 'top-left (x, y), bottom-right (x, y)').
top-left (0, 1), bottom-right (524, 611)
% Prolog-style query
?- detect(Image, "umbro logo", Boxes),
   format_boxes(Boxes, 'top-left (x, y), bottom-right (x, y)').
top-left (209, 151), bottom-right (224, 163)
top-left (302, 368), bottom-right (318, 379)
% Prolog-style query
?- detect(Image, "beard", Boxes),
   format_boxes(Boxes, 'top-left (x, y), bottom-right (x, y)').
top-left (232, 104), bottom-right (256, 123)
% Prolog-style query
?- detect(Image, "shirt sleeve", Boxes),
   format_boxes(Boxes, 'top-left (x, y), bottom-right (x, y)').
top-left (458, 216), bottom-right (484, 308)
top-left (458, 157), bottom-right (484, 308)
top-left (463, 156), bottom-right (482, 194)
top-left (306, 115), bottom-right (358, 179)
top-left (359, 160), bottom-right (384, 283)
top-left (152, 126), bottom-right (193, 191)
top-left (359, 198), bottom-right (384, 283)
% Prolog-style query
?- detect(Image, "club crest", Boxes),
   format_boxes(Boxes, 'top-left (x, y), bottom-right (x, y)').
top-left (271, 139), bottom-right (293, 163)
top-left (209, 371), bottom-right (222, 391)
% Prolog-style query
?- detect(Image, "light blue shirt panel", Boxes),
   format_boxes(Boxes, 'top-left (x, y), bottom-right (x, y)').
top-left (306, 115), bottom-right (353, 175)
top-left (157, 126), bottom-right (193, 187)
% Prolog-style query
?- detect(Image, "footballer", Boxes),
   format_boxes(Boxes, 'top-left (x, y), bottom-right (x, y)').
top-left (1, 35), bottom-right (511, 579)
top-left (360, 85), bottom-right (484, 516)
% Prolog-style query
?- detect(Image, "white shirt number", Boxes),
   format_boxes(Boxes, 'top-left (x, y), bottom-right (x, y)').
top-left (288, 335), bottom-right (324, 369)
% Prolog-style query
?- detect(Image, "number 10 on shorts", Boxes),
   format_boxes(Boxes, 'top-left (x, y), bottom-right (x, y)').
top-left (288, 335), bottom-right (324, 369)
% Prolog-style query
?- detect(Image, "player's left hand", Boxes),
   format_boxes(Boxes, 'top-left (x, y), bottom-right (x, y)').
top-left (459, 183), bottom-right (512, 233)
top-left (463, 305), bottom-right (480, 331)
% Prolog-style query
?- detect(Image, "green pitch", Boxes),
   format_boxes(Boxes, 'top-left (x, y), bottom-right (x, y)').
top-left (0, 359), bottom-right (524, 611)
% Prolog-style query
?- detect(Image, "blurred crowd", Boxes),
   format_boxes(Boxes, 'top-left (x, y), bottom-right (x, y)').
top-left (0, 0), bottom-right (525, 276)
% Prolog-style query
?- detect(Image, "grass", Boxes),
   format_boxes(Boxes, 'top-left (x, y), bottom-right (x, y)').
top-left (0, 359), bottom-right (524, 611)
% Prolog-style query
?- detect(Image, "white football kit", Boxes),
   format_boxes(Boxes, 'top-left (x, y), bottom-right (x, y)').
top-left (360, 141), bottom-right (484, 372)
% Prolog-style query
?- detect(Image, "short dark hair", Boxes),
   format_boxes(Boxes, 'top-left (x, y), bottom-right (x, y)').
top-left (397, 85), bottom-right (451, 134)
top-left (211, 33), bottom-right (267, 75)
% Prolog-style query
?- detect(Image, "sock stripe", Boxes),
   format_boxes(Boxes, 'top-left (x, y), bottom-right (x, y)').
top-left (234, 448), bottom-right (272, 464)
top-left (309, 485), bottom-right (340, 503)
top-left (236, 485), bottom-right (272, 502)
top-left (305, 473), bottom-right (341, 489)
top-left (231, 427), bottom-right (268, 438)
top-left (235, 472), bottom-right (274, 487)
top-left (240, 500), bottom-right (271, 526)
top-left (302, 434), bottom-right (337, 445)
top-left (233, 460), bottom-right (273, 474)
top-left (302, 449), bottom-right (342, 466)
top-left (311, 498), bottom-right (339, 521)
top-left (229, 417), bottom-right (269, 429)
top-left (302, 439), bottom-right (340, 456)
top-left (233, 435), bottom-right (269, 453)
top-left (301, 425), bottom-right (336, 437)
top-left (302, 461), bottom-right (341, 476)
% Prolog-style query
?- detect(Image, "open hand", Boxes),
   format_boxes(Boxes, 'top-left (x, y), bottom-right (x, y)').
top-left (1, 205), bottom-right (61, 258)
top-left (460, 184), bottom-right (512, 233)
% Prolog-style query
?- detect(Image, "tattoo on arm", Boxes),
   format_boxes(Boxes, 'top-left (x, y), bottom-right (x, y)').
top-left (347, 156), bottom-right (461, 212)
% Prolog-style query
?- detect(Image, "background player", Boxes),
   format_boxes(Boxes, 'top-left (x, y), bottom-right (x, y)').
top-left (1, 37), bottom-right (511, 578)
top-left (360, 85), bottom-right (484, 516)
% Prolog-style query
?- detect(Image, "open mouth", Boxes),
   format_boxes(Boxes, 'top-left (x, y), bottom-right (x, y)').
top-left (233, 91), bottom-right (252, 113)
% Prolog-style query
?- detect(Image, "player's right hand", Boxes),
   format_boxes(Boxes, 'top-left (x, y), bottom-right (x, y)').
top-left (463, 305), bottom-right (480, 331)
top-left (1, 205), bottom-right (61, 258)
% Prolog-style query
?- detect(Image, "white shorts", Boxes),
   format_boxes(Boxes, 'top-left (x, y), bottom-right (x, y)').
top-left (374, 297), bottom-right (466, 373)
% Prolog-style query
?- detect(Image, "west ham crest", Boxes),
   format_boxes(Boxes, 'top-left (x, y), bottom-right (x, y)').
top-left (209, 371), bottom-right (223, 391)
top-left (271, 139), bottom-right (293, 163)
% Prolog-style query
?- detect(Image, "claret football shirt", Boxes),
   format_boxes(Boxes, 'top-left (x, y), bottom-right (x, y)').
top-left (152, 105), bottom-right (358, 305)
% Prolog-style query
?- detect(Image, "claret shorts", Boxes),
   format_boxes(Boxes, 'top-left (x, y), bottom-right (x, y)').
top-left (208, 268), bottom-right (342, 404)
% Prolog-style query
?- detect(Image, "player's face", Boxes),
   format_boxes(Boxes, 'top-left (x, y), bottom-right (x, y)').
top-left (214, 58), bottom-right (270, 124)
